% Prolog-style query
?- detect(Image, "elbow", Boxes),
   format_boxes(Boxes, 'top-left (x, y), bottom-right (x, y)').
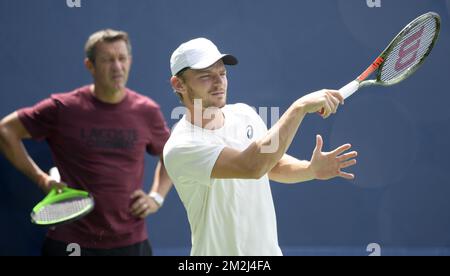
top-left (0, 120), bottom-right (7, 143)
top-left (250, 170), bottom-right (267, 180)
top-left (245, 159), bottom-right (272, 180)
top-left (242, 142), bottom-right (273, 179)
top-left (0, 119), bottom-right (16, 147)
top-left (0, 124), bottom-right (8, 153)
top-left (255, 164), bottom-right (273, 179)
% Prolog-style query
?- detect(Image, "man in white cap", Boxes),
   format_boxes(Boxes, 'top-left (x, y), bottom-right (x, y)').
top-left (163, 38), bottom-right (358, 256)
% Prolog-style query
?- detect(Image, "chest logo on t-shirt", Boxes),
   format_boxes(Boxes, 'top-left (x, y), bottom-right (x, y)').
top-left (80, 128), bottom-right (138, 149)
top-left (246, 125), bottom-right (254, 140)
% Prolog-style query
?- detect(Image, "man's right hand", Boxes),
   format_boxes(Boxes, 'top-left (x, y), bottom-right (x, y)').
top-left (296, 89), bottom-right (344, 119)
top-left (38, 173), bottom-right (66, 194)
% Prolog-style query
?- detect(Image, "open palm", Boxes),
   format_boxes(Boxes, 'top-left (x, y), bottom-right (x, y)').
top-left (310, 135), bottom-right (357, 180)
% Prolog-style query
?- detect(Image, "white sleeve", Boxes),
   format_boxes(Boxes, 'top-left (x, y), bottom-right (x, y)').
top-left (164, 143), bottom-right (226, 187)
top-left (250, 108), bottom-right (269, 134)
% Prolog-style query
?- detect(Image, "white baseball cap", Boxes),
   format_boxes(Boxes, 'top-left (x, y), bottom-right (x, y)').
top-left (170, 38), bottom-right (238, 76)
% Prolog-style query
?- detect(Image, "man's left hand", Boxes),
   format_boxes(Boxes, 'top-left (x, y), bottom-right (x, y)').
top-left (310, 135), bottom-right (358, 180)
top-left (130, 190), bottom-right (160, 219)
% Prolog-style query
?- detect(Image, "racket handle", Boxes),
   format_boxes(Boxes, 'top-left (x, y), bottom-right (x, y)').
top-left (339, 80), bottom-right (360, 99)
top-left (318, 80), bottom-right (360, 115)
top-left (49, 167), bottom-right (61, 182)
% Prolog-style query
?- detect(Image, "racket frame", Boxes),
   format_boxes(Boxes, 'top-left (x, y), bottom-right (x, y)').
top-left (31, 187), bottom-right (94, 226)
top-left (360, 12), bottom-right (441, 88)
top-left (338, 12), bottom-right (441, 101)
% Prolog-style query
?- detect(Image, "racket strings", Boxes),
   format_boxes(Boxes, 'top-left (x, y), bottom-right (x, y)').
top-left (33, 198), bottom-right (93, 223)
top-left (381, 17), bottom-right (437, 83)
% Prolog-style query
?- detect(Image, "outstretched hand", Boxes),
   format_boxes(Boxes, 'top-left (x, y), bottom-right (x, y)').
top-left (310, 135), bottom-right (357, 180)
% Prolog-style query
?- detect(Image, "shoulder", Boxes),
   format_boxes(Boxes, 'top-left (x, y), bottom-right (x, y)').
top-left (126, 89), bottom-right (162, 110)
top-left (124, 89), bottom-right (169, 124)
top-left (49, 85), bottom-right (91, 107)
top-left (163, 135), bottom-right (196, 169)
top-left (163, 120), bottom-right (205, 156)
top-left (164, 120), bottom-right (192, 150)
top-left (224, 103), bottom-right (268, 133)
top-left (224, 103), bottom-right (263, 123)
top-left (163, 121), bottom-right (225, 176)
top-left (224, 103), bottom-right (257, 115)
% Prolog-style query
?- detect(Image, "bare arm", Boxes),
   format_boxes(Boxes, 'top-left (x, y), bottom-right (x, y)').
top-left (0, 112), bottom-right (53, 192)
top-left (269, 135), bottom-right (358, 184)
top-left (149, 156), bottom-right (172, 198)
top-left (268, 154), bottom-right (314, 184)
top-left (130, 156), bottom-right (173, 219)
top-left (211, 90), bottom-right (344, 179)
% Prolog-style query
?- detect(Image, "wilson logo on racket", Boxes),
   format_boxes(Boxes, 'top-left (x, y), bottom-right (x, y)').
top-left (395, 26), bottom-right (425, 72)
top-left (319, 11), bottom-right (440, 116)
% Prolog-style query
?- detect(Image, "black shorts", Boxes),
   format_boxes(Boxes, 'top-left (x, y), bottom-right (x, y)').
top-left (41, 238), bottom-right (153, 256)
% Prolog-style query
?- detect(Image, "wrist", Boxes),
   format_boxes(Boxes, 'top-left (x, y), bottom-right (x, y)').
top-left (149, 192), bottom-right (164, 207)
top-left (36, 173), bottom-right (49, 190)
top-left (306, 161), bottom-right (316, 181)
top-left (293, 101), bottom-right (306, 115)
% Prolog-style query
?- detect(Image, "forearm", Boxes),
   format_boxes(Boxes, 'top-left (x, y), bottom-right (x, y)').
top-left (212, 90), bottom-right (342, 180)
top-left (0, 129), bottom-right (47, 189)
top-left (246, 102), bottom-right (307, 177)
top-left (149, 159), bottom-right (172, 198)
top-left (268, 154), bottom-right (315, 184)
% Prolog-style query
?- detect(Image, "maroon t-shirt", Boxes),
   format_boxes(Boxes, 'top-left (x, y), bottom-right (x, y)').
top-left (18, 85), bottom-right (170, 249)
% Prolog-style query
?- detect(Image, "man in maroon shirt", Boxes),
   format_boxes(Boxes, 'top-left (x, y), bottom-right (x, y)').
top-left (0, 29), bottom-right (172, 256)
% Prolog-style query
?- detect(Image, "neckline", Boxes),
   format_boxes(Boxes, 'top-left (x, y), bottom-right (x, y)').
top-left (84, 85), bottom-right (130, 108)
top-left (183, 106), bottom-right (228, 133)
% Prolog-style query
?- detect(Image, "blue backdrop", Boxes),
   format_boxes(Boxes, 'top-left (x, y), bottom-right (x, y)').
top-left (1, 0), bottom-right (450, 256)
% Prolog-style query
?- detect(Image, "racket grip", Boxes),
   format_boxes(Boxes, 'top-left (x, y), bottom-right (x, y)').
top-left (318, 80), bottom-right (360, 115)
top-left (49, 167), bottom-right (61, 182)
top-left (339, 80), bottom-right (360, 99)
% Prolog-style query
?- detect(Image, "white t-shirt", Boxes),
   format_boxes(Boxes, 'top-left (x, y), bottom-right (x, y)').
top-left (163, 103), bottom-right (282, 256)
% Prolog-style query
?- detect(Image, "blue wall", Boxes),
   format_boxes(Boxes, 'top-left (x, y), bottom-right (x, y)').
top-left (1, 0), bottom-right (450, 256)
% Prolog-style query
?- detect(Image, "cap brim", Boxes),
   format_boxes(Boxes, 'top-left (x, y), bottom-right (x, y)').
top-left (190, 54), bottom-right (238, 70)
top-left (222, 54), bottom-right (238, 66)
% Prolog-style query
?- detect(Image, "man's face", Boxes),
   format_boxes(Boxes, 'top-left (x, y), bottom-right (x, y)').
top-left (181, 60), bottom-right (228, 109)
top-left (89, 40), bottom-right (131, 92)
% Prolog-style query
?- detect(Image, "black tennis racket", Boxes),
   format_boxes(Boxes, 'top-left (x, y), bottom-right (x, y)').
top-left (320, 12), bottom-right (440, 114)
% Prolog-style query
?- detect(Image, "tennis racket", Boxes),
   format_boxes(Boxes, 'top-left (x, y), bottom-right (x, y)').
top-left (321, 12), bottom-right (440, 114)
top-left (30, 167), bottom-right (94, 226)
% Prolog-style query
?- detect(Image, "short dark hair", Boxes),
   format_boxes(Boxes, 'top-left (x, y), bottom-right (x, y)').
top-left (176, 67), bottom-right (189, 79)
top-left (173, 68), bottom-right (190, 103)
top-left (85, 29), bottom-right (132, 63)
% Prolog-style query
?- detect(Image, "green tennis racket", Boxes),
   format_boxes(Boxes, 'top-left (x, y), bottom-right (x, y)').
top-left (30, 168), bottom-right (94, 226)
